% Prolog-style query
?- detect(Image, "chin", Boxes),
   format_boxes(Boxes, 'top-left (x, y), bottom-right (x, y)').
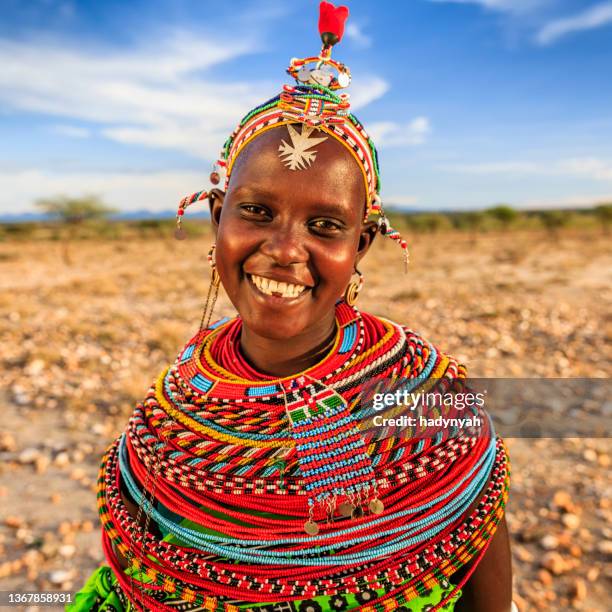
top-left (243, 311), bottom-right (311, 341)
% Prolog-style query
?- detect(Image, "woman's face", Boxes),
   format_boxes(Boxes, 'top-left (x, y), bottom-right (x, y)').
top-left (210, 125), bottom-right (377, 341)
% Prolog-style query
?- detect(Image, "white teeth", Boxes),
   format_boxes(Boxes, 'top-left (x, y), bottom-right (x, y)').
top-left (250, 275), bottom-right (306, 298)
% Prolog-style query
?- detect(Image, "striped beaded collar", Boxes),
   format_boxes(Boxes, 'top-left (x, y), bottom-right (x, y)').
top-left (176, 300), bottom-right (364, 402)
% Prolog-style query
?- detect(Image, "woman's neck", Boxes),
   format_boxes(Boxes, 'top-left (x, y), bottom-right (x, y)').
top-left (238, 312), bottom-right (338, 378)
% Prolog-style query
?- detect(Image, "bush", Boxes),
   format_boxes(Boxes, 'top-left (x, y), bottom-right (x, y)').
top-left (486, 204), bottom-right (518, 230)
top-left (1, 223), bottom-right (37, 239)
top-left (450, 211), bottom-right (486, 232)
top-left (538, 211), bottom-right (570, 236)
top-left (407, 213), bottom-right (452, 233)
top-left (594, 204), bottom-right (612, 234)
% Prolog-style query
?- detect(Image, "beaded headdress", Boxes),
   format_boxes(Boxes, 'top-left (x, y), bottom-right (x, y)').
top-left (176, 1), bottom-right (409, 270)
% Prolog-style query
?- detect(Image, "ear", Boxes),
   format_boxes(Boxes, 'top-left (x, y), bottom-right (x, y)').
top-left (355, 220), bottom-right (378, 266)
top-left (208, 189), bottom-right (225, 237)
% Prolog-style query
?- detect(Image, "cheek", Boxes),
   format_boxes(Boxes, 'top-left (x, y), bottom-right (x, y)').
top-left (214, 219), bottom-right (251, 284)
top-left (310, 236), bottom-right (360, 290)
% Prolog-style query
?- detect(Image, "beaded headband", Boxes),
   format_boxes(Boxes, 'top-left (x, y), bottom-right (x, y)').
top-left (176, 1), bottom-right (409, 271)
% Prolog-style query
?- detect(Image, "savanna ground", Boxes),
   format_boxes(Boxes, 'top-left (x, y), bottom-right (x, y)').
top-left (0, 225), bottom-right (610, 610)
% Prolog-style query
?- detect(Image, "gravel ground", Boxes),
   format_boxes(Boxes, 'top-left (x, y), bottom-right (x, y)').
top-left (1, 227), bottom-right (610, 610)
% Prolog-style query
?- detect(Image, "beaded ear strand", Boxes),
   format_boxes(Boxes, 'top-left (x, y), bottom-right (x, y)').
top-left (175, 190), bottom-right (209, 240)
top-left (174, 0), bottom-right (411, 271)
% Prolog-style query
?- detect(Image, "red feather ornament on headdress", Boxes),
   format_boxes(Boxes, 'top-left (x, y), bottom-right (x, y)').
top-left (318, 1), bottom-right (349, 46)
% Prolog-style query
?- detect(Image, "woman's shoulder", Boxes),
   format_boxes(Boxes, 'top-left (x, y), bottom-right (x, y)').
top-left (362, 309), bottom-right (468, 378)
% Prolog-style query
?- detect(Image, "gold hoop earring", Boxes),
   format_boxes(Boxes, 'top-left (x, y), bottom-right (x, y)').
top-left (200, 244), bottom-right (221, 332)
top-left (344, 268), bottom-right (363, 306)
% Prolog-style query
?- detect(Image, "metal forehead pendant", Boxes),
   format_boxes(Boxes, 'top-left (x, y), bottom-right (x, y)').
top-left (278, 124), bottom-right (328, 171)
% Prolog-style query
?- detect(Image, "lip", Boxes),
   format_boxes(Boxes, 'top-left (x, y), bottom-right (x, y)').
top-left (245, 273), bottom-right (312, 306)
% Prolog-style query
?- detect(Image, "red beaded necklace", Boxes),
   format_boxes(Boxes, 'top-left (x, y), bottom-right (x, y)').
top-left (96, 303), bottom-right (510, 612)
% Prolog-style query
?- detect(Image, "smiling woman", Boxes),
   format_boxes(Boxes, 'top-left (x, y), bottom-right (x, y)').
top-left (70, 3), bottom-right (512, 612)
top-left (213, 128), bottom-right (375, 375)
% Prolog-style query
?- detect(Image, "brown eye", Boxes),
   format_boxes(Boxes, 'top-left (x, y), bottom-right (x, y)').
top-left (311, 218), bottom-right (342, 232)
top-left (240, 204), bottom-right (270, 218)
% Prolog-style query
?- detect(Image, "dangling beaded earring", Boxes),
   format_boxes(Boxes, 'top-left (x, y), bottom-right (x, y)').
top-left (343, 268), bottom-right (363, 306)
top-left (376, 210), bottom-right (410, 273)
top-left (199, 244), bottom-right (221, 332)
top-left (175, 190), bottom-right (210, 240)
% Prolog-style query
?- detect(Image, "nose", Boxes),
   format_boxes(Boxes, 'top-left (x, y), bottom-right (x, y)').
top-left (259, 222), bottom-right (308, 267)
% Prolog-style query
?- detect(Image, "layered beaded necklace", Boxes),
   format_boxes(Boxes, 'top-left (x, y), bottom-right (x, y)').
top-left (97, 302), bottom-right (510, 611)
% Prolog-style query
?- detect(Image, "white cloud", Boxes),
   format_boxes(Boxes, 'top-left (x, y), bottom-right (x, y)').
top-left (0, 32), bottom-right (389, 160)
top-left (428, 0), bottom-right (553, 15)
top-left (519, 193), bottom-right (612, 208)
top-left (0, 27), bottom-right (393, 215)
top-left (536, 2), bottom-right (612, 44)
top-left (0, 32), bottom-right (270, 160)
top-left (432, 1), bottom-right (612, 45)
top-left (51, 124), bottom-right (91, 138)
top-left (347, 76), bottom-right (389, 111)
top-left (0, 32), bottom-right (268, 160)
top-left (559, 157), bottom-right (612, 180)
top-left (345, 23), bottom-right (372, 48)
top-left (446, 156), bottom-right (612, 180)
top-left (381, 194), bottom-right (418, 207)
top-left (367, 116), bottom-right (431, 147)
top-left (0, 168), bottom-right (209, 214)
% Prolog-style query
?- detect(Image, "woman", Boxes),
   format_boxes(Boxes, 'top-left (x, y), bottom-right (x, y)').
top-left (71, 3), bottom-right (512, 611)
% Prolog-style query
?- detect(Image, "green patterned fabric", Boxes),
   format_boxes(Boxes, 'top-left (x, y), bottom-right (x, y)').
top-left (70, 564), bottom-right (460, 611)
top-left (68, 566), bottom-right (128, 612)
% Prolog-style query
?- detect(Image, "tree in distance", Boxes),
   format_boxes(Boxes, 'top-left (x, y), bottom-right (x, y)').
top-left (450, 211), bottom-right (486, 240)
top-left (35, 195), bottom-right (117, 264)
top-left (594, 203), bottom-right (612, 235)
top-left (539, 210), bottom-right (569, 238)
top-left (486, 204), bottom-right (518, 231)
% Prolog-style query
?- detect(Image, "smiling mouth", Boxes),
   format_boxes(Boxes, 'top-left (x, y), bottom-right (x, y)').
top-left (247, 274), bottom-right (310, 299)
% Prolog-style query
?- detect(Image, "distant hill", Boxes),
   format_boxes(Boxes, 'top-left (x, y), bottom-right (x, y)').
top-left (0, 208), bottom-right (211, 223)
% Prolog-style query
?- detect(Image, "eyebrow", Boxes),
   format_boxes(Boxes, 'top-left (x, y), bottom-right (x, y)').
top-left (230, 185), bottom-right (280, 202)
top-left (307, 202), bottom-right (351, 219)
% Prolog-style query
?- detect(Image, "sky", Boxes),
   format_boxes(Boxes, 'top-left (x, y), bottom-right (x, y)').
top-left (1, 0), bottom-right (611, 214)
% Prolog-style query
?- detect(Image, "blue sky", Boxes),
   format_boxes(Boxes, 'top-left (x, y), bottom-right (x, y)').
top-left (1, 0), bottom-right (611, 213)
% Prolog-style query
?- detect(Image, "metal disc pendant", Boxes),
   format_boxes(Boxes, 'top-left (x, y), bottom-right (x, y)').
top-left (337, 71), bottom-right (351, 88)
top-left (304, 520), bottom-right (319, 536)
top-left (174, 227), bottom-right (186, 240)
top-left (297, 66), bottom-right (311, 83)
top-left (338, 502), bottom-right (354, 517)
top-left (351, 505), bottom-right (364, 520)
top-left (369, 498), bottom-right (385, 515)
